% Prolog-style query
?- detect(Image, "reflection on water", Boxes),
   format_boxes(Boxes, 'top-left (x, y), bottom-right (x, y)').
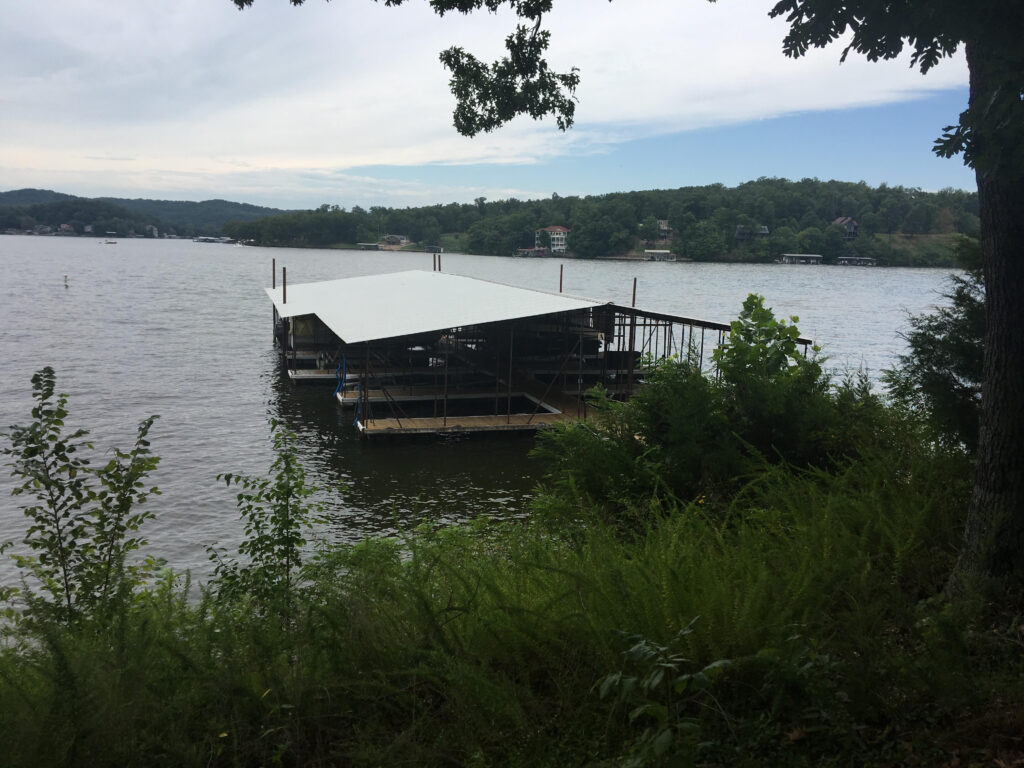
top-left (0, 236), bottom-right (957, 579)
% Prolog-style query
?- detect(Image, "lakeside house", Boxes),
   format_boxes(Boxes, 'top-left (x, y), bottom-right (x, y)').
top-left (832, 217), bottom-right (860, 240)
top-left (734, 225), bottom-right (770, 243)
top-left (536, 225), bottom-right (569, 254)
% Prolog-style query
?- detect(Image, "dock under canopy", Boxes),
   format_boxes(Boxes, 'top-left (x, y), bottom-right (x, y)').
top-left (266, 269), bottom-right (809, 437)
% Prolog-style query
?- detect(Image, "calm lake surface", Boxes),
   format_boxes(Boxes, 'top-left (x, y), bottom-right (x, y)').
top-left (0, 236), bottom-right (957, 578)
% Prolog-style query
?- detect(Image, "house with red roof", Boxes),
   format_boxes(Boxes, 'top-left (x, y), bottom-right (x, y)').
top-left (536, 225), bottom-right (569, 254)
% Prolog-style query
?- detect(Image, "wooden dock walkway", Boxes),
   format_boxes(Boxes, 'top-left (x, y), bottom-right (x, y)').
top-left (336, 385), bottom-right (509, 408)
top-left (289, 364), bottom-right (477, 385)
top-left (357, 411), bottom-right (568, 436)
top-left (350, 373), bottom-right (589, 437)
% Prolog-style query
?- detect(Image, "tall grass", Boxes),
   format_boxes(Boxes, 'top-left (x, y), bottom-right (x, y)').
top-left (1, 444), bottom-right (989, 767)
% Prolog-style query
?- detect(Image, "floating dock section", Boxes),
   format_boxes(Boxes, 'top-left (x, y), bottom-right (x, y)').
top-left (265, 269), bottom-right (806, 437)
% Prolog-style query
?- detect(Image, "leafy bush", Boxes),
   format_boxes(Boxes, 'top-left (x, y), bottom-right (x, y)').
top-left (532, 294), bottom-right (887, 526)
top-left (884, 261), bottom-right (984, 452)
top-left (595, 622), bottom-right (732, 768)
top-left (1, 367), bottom-right (159, 626)
top-left (208, 421), bottom-right (324, 620)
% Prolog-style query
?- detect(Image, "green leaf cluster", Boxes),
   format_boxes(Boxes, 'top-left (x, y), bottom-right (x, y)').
top-left (884, 255), bottom-right (984, 452)
top-left (533, 295), bottom-right (886, 526)
top-left (208, 421), bottom-right (325, 620)
top-left (1, 367), bottom-right (160, 626)
top-left (596, 621), bottom-right (731, 768)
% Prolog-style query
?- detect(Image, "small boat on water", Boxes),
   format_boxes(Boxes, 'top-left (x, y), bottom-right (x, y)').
top-left (102, 239), bottom-right (117, 244)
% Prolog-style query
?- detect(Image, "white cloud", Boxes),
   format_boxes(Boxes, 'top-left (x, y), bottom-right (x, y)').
top-left (0, 0), bottom-right (969, 206)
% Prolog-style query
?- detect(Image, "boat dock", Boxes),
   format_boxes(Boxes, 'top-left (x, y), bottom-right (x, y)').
top-left (265, 267), bottom-right (810, 438)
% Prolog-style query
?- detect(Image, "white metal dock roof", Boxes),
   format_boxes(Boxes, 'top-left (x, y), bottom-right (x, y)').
top-left (265, 270), bottom-right (605, 344)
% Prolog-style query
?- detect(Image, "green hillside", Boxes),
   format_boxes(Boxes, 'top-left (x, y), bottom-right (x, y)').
top-left (0, 188), bottom-right (76, 207)
top-left (101, 197), bottom-right (289, 237)
top-left (0, 188), bottom-right (288, 237)
top-left (0, 197), bottom-right (161, 238)
top-left (225, 178), bottom-right (979, 266)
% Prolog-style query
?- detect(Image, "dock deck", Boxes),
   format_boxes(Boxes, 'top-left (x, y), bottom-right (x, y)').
top-left (348, 373), bottom-right (588, 437)
top-left (337, 386), bottom-right (511, 407)
top-left (356, 411), bottom-right (568, 436)
top-left (288, 368), bottom-right (339, 383)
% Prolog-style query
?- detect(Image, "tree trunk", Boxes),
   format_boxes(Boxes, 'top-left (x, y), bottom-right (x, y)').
top-left (951, 41), bottom-right (1024, 599)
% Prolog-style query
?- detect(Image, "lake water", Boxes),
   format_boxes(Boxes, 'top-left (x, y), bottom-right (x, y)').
top-left (0, 236), bottom-right (957, 579)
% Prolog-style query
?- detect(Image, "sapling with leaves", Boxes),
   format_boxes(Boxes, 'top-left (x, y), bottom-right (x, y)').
top-left (1, 367), bottom-right (160, 626)
top-left (209, 420), bottom-right (324, 620)
top-left (596, 620), bottom-right (732, 768)
top-left (711, 294), bottom-right (811, 381)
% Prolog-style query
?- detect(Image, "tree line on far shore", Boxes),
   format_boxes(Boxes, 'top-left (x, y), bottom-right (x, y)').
top-left (0, 188), bottom-right (289, 239)
top-left (223, 177), bottom-right (979, 266)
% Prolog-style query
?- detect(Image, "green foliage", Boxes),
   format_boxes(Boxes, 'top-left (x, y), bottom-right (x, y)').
top-left (712, 295), bottom-right (856, 470)
top-left (234, 0), bottom-right (580, 137)
top-left (1, 367), bottom-right (159, 626)
top-left (0, 187), bottom-right (77, 206)
top-left (596, 622), bottom-right (731, 768)
top-left (11, 198), bottom-right (163, 237)
top-left (679, 220), bottom-right (724, 261)
top-left (209, 421), bottom-right (324, 618)
top-left (536, 226), bottom-right (551, 248)
top-left (640, 214), bottom-right (661, 242)
top-left (439, 22), bottom-right (580, 136)
top-left (877, 232), bottom-right (968, 267)
top-left (0, 435), bottom-right (986, 767)
top-left (713, 294), bottom-right (806, 378)
top-left (109, 196), bottom-right (288, 237)
top-left (884, 259), bottom-right (985, 451)
top-left (796, 225), bottom-right (825, 254)
top-left (0, 361), bottom-right (1009, 767)
top-left (0, 189), bottom-right (287, 237)
top-left (534, 295), bottom-right (886, 525)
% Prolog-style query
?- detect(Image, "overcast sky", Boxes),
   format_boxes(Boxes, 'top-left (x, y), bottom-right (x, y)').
top-left (1, 0), bottom-right (973, 210)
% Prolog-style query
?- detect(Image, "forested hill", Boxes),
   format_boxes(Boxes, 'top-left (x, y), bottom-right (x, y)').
top-left (0, 196), bottom-right (164, 238)
top-left (0, 188), bottom-right (288, 237)
top-left (0, 188), bottom-right (77, 206)
top-left (100, 197), bottom-right (289, 237)
top-left (224, 178), bottom-right (979, 267)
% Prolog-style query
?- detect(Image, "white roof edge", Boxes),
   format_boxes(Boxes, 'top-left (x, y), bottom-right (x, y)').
top-left (265, 270), bottom-right (606, 345)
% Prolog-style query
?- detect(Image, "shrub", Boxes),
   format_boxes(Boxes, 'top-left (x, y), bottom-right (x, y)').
top-left (532, 295), bottom-right (887, 526)
top-left (208, 420), bottom-right (324, 620)
top-left (884, 263), bottom-right (984, 452)
top-left (1, 367), bottom-right (159, 626)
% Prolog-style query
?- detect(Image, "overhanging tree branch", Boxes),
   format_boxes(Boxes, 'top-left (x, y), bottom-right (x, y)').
top-left (230, 0), bottom-right (580, 136)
